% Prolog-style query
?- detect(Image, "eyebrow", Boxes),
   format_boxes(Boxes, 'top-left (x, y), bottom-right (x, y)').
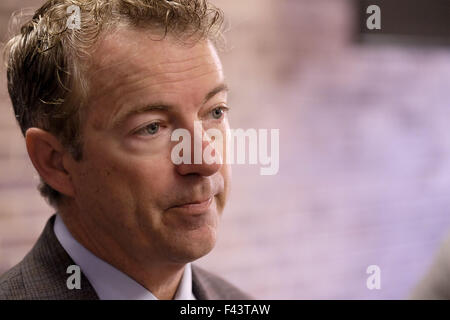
top-left (111, 83), bottom-right (229, 129)
top-left (204, 83), bottom-right (229, 104)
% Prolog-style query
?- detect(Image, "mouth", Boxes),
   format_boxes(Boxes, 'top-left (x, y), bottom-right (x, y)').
top-left (169, 196), bottom-right (214, 215)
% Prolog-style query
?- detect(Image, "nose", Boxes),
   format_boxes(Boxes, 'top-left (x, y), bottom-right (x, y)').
top-left (174, 122), bottom-right (222, 177)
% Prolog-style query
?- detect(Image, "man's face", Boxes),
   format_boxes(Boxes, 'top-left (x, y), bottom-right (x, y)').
top-left (67, 28), bottom-right (231, 265)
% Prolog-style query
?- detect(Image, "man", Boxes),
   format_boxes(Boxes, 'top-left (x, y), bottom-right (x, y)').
top-left (0, 0), bottom-right (250, 300)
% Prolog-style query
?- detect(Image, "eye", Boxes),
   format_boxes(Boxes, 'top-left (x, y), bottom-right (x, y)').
top-left (135, 122), bottom-right (161, 136)
top-left (211, 106), bottom-right (227, 120)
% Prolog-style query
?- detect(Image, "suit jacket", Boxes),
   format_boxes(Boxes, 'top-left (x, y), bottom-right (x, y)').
top-left (0, 215), bottom-right (251, 300)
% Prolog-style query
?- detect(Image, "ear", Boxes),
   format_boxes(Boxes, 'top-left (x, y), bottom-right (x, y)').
top-left (25, 128), bottom-right (75, 198)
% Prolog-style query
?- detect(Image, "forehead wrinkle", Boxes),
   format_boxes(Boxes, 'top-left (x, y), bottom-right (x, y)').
top-left (151, 60), bottom-right (219, 78)
top-left (91, 52), bottom-right (220, 98)
top-left (117, 59), bottom-right (219, 88)
top-left (152, 53), bottom-right (216, 69)
top-left (97, 59), bottom-right (222, 105)
top-left (92, 52), bottom-right (214, 77)
top-left (93, 60), bottom-right (220, 111)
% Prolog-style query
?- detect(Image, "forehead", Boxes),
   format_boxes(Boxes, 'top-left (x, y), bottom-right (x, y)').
top-left (92, 28), bottom-right (220, 72)
top-left (85, 28), bottom-right (224, 127)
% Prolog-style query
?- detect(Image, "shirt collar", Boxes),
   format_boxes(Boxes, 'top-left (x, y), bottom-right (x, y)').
top-left (54, 213), bottom-right (196, 300)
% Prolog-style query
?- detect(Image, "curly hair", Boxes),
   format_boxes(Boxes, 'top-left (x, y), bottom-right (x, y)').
top-left (3, 0), bottom-right (224, 207)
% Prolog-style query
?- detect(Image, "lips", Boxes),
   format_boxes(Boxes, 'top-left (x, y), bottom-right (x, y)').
top-left (170, 196), bottom-right (213, 215)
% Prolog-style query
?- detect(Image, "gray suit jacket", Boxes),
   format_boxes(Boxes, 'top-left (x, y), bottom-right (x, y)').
top-left (0, 215), bottom-right (251, 300)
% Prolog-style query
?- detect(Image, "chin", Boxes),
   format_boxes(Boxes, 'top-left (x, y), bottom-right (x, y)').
top-left (164, 226), bottom-right (218, 263)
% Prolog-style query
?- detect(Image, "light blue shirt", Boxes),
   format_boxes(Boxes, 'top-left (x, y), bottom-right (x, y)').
top-left (54, 214), bottom-right (196, 300)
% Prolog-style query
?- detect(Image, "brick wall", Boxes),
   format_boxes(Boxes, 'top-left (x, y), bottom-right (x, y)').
top-left (2, 0), bottom-right (450, 299)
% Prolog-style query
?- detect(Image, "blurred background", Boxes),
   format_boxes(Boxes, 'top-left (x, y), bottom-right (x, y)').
top-left (2, 0), bottom-right (450, 299)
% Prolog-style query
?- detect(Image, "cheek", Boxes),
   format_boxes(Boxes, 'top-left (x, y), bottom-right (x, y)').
top-left (72, 157), bottom-right (132, 210)
top-left (129, 163), bottom-right (172, 200)
top-left (70, 138), bottom-right (134, 207)
top-left (216, 163), bottom-right (231, 212)
top-left (80, 128), bottom-right (177, 207)
top-left (105, 153), bottom-right (176, 210)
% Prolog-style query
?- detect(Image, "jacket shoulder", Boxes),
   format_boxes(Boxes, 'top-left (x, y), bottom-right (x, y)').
top-left (192, 265), bottom-right (253, 300)
top-left (0, 262), bottom-right (28, 300)
top-left (0, 215), bottom-right (98, 300)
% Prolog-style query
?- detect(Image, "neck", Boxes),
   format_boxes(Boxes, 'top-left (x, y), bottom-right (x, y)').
top-left (57, 208), bottom-right (186, 300)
